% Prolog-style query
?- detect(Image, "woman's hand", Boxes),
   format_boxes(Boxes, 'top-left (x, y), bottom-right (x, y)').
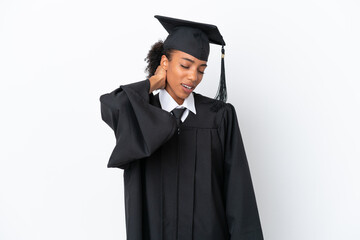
top-left (149, 65), bottom-right (167, 93)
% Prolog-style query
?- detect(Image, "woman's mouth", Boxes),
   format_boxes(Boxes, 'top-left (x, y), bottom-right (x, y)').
top-left (181, 83), bottom-right (194, 93)
top-left (181, 83), bottom-right (193, 90)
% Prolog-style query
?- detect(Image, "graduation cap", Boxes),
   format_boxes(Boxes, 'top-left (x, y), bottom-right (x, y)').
top-left (155, 15), bottom-right (227, 102)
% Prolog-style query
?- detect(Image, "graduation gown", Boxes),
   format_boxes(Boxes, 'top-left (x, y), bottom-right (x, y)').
top-left (100, 79), bottom-right (263, 240)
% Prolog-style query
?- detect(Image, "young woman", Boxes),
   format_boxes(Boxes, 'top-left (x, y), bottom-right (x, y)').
top-left (100, 15), bottom-right (263, 240)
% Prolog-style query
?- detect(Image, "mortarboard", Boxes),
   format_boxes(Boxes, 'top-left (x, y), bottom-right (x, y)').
top-left (155, 15), bottom-right (227, 102)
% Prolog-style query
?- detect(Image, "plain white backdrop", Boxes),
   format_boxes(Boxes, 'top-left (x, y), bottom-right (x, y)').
top-left (1, 0), bottom-right (359, 239)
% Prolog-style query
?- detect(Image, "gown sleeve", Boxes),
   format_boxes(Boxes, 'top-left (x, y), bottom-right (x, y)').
top-left (99, 79), bottom-right (177, 169)
top-left (220, 103), bottom-right (264, 239)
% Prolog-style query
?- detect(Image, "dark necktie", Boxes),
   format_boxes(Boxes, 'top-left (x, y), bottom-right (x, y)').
top-left (171, 108), bottom-right (186, 127)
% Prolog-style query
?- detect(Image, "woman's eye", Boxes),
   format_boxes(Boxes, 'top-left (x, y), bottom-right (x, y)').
top-left (180, 64), bottom-right (189, 69)
top-left (198, 70), bottom-right (205, 75)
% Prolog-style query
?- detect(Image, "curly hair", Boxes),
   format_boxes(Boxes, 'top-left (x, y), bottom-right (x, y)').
top-left (144, 40), bottom-right (173, 79)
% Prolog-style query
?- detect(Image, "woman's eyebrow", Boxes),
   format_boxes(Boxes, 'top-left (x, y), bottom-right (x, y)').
top-left (182, 58), bottom-right (194, 63)
top-left (182, 58), bottom-right (207, 67)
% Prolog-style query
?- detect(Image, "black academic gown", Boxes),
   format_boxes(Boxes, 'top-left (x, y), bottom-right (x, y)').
top-left (100, 79), bottom-right (264, 240)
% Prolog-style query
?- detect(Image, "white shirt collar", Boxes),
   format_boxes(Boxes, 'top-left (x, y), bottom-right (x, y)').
top-left (158, 89), bottom-right (196, 121)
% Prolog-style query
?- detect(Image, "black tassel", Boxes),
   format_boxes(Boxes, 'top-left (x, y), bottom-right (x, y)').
top-left (214, 45), bottom-right (227, 102)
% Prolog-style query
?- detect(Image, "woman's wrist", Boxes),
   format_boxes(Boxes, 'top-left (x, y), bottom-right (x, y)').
top-left (148, 76), bottom-right (156, 93)
top-left (148, 75), bottom-right (162, 93)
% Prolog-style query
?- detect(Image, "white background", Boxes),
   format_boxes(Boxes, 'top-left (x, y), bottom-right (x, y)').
top-left (1, 0), bottom-right (359, 239)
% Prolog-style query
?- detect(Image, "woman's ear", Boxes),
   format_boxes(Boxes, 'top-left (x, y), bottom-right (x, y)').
top-left (160, 55), bottom-right (168, 70)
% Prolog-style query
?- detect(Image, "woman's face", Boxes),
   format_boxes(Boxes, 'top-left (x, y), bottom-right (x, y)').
top-left (161, 50), bottom-right (207, 105)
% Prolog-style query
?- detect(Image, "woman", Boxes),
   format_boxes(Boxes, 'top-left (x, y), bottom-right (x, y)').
top-left (100, 15), bottom-right (263, 240)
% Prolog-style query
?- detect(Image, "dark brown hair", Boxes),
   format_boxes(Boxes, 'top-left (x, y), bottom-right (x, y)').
top-left (144, 40), bottom-right (173, 79)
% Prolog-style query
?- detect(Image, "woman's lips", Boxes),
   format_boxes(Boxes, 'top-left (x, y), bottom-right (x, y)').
top-left (181, 83), bottom-right (194, 93)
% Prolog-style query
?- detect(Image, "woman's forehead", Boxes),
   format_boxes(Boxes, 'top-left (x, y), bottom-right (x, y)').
top-left (171, 50), bottom-right (207, 64)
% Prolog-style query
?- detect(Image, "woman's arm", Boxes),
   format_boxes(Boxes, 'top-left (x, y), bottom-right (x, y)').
top-left (99, 79), bottom-right (176, 169)
top-left (220, 103), bottom-right (264, 239)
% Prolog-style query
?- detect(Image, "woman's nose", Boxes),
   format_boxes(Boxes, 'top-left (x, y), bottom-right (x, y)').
top-left (188, 69), bottom-right (197, 82)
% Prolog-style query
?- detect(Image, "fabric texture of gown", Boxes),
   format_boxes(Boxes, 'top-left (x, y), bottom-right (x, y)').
top-left (100, 79), bottom-right (264, 240)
